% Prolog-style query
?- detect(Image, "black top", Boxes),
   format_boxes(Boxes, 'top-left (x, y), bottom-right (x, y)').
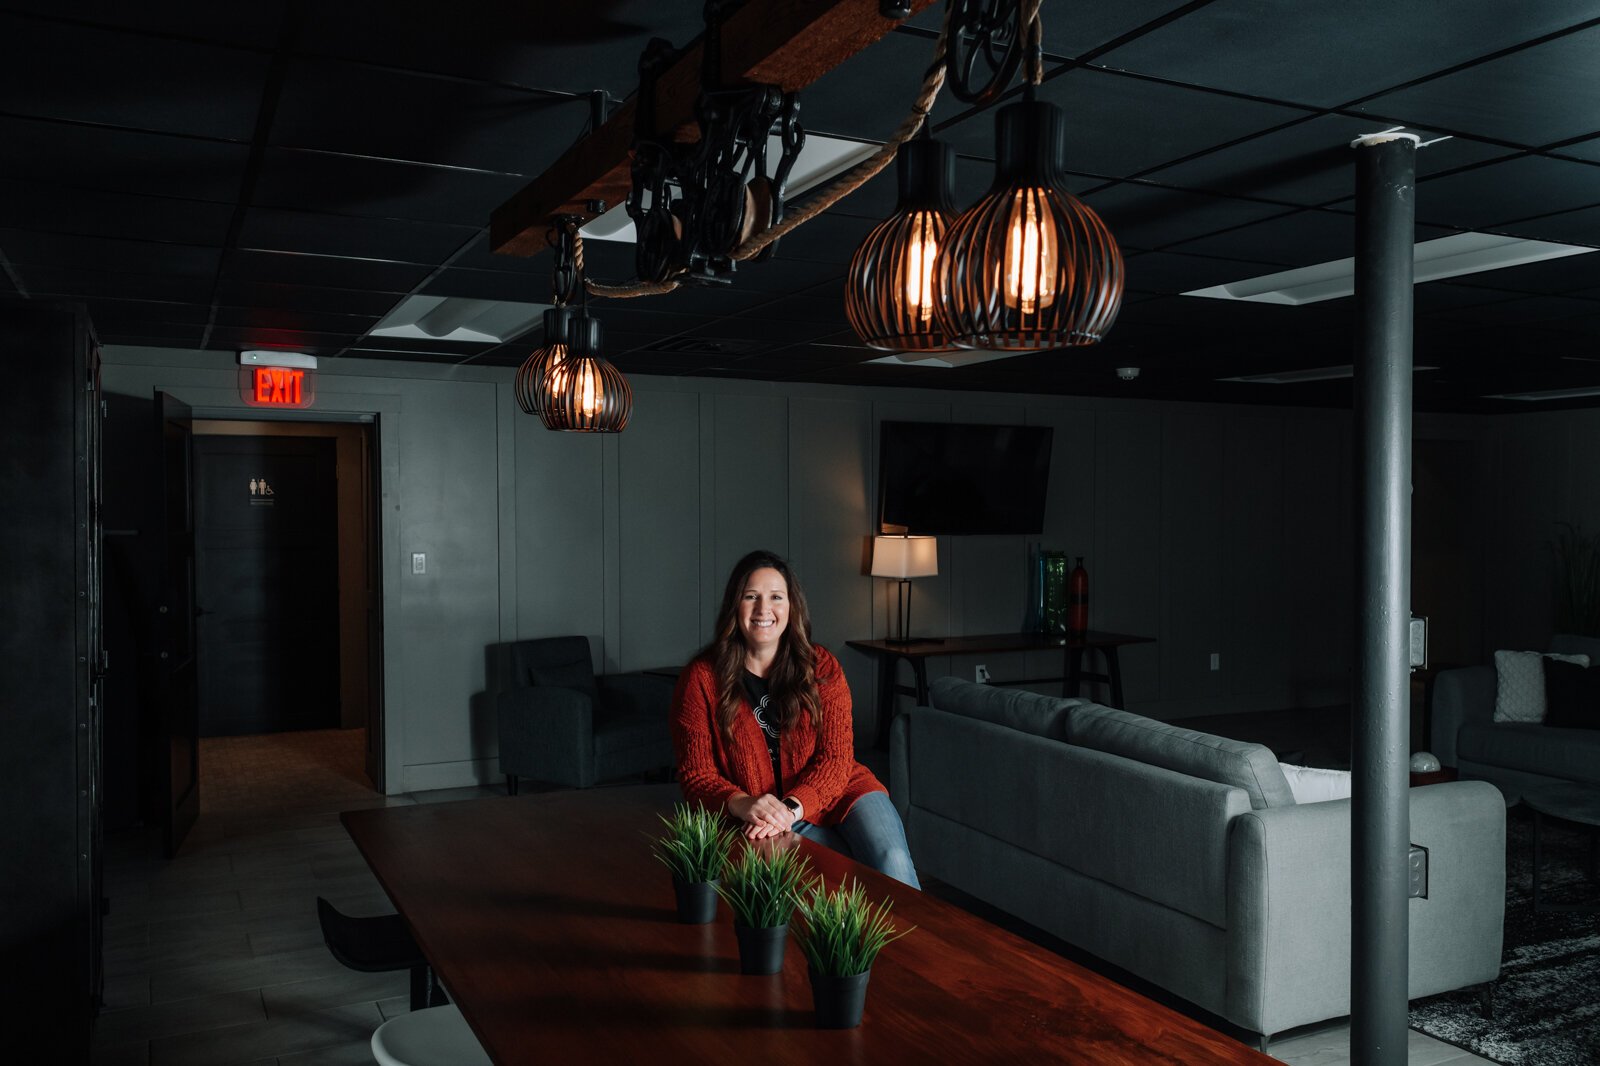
top-left (742, 670), bottom-right (782, 790)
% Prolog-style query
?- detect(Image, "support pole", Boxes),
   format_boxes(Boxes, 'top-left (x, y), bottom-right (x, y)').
top-left (1349, 132), bottom-right (1416, 1066)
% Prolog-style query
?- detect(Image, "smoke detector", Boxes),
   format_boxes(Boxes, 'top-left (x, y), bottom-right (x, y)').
top-left (1116, 367), bottom-right (1140, 381)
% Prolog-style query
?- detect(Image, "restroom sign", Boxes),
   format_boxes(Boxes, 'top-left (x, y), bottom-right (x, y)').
top-left (240, 365), bottom-right (315, 408)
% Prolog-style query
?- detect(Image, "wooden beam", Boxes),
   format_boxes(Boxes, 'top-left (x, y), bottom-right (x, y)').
top-left (489, 0), bottom-right (939, 258)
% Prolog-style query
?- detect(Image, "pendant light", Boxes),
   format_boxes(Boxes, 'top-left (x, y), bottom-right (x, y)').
top-left (513, 306), bottom-right (573, 417)
top-left (844, 134), bottom-right (959, 352)
top-left (934, 87), bottom-right (1123, 350)
top-left (535, 310), bottom-right (632, 433)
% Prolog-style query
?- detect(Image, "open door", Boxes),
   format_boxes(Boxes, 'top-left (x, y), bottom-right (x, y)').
top-left (153, 391), bottom-right (199, 856)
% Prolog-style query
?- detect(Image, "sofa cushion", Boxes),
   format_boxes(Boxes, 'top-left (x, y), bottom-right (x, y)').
top-left (1493, 650), bottom-right (1588, 723)
top-left (1278, 763), bottom-right (1352, 804)
top-left (531, 659), bottom-right (600, 704)
top-left (1457, 720), bottom-right (1600, 785)
top-left (928, 676), bottom-right (1081, 740)
top-left (1066, 704), bottom-right (1295, 809)
top-left (1542, 658), bottom-right (1600, 729)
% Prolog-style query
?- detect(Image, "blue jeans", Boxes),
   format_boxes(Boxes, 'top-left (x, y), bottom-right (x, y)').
top-left (793, 791), bottom-right (920, 889)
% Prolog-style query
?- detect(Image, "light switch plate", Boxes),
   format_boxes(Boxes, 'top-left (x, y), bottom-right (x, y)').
top-left (412, 552), bottom-right (426, 575)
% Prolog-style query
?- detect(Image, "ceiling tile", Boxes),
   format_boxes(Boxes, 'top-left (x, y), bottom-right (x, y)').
top-left (938, 68), bottom-right (1310, 180)
top-left (1121, 249), bottom-right (1286, 294)
top-left (1145, 115), bottom-right (1515, 207)
top-left (83, 298), bottom-right (213, 326)
top-left (3, 1), bottom-right (284, 46)
top-left (1355, 24), bottom-right (1600, 147)
top-left (1487, 202), bottom-right (1600, 248)
top-left (821, 156), bottom-right (999, 222)
top-left (238, 207), bottom-right (477, 263)
top-left (1171, 210), bottom-right (1456, 268)
top-left (95, 323), bottom-right (209, 347)
top-left (211, 306), bottom-right (379, 335)
top-left (0, 117), bottom-right (251, 202)
top-left (1083, 183), bottom-right (1291, 249)
top-left (0, 180), bottom-right (233, 247)
top-left (20, 266), bottom-right (214, 303)
top-left (252, 149), bottom-right (530, 227)
top-left (1407, 155), bottom-right (1600, 229)
top-left (0, 230), bottom-right (220, 276)
top-left (420, 268), bottom-right (546, 303)
top-left (796, 32), bottom-right (969, 143)
top-left (1095, 1), bottom-right (1600, 108)
top-left (298, 1), bottom-right (705, 97)
top-left (0, 14), bottom-right (271, 140)
top-left (213, 280), bottom-right (402, 317)
top-left (205, 325), bottom-right (361, 352)
top-left (224, 249), bottom-right (431, 292)
top-left (272, 58), bottom-right (589, 174)
top-left (902, 0), bottom-right (1200, 61)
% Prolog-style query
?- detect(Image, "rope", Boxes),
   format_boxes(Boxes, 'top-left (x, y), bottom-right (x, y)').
top-left (729, 1), bottom-right (953, 262)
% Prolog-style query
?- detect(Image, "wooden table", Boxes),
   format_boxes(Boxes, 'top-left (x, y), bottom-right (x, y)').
top-left (846, 630), bottom-right (1155, 750)
top-left (342, 784), bottom-right (1269, 1065)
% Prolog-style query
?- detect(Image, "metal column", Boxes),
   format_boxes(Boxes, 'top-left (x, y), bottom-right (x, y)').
top-left (1350, 133), bottom-right (1416, 1066)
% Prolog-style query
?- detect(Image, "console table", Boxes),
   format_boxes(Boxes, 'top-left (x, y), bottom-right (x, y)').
top-left (846, 630), bottom-right (1155, 750)
top-left (341, 784), bottom-right (1270, 1064)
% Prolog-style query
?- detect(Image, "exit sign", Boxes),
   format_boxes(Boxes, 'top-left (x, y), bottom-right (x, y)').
top-left (240, 365), bottom-right (315, 408)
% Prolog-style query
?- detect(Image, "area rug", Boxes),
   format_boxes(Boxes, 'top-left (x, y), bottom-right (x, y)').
top-left (1408, 810), bottom-right (1599, 1065)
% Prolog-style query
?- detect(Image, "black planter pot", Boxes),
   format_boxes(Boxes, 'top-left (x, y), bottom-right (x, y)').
top-left (807, 964), bottom-right (872, 1029)
top-left (733, 922), bottom-right (788, 975)
top-left (671, 875), bottom-right (719, 924)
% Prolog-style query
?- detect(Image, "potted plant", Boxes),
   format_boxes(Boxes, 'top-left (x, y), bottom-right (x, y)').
top-left (714, 841), bottom-right (811, 974)
top-left (651, 802), bottom-right (736, 924)
top-left (790, 875), bottom-right (913, 1028)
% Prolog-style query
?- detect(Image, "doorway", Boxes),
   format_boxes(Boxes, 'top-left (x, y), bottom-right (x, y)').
top-left (191, 419), bottom-right (382, 790)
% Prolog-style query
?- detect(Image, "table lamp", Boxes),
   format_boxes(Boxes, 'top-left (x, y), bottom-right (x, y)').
top-left (871, 534), bottom-right (939, 644)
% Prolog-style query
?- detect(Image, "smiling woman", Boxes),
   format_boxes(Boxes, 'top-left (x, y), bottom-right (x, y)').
top-left (670, 550), bottom-right (919, 887)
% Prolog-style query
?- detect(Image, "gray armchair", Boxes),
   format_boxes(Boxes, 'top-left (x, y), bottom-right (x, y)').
top-left (495, 636), bottom-right (676, 793)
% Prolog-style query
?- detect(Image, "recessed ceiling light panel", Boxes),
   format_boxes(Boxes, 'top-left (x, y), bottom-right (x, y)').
top-left (1184, 233), bottom-right (1596, 306)
top-left (1221, 364), bottom-right (1437, 384)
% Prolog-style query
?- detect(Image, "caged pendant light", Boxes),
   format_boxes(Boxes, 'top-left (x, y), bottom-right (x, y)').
top-left (513, 306), bottom-right (573, 417)
top-left (934, 88), bottom-right (1124, 351)
top-left (844, 134), bottom-right (960, 352)
top-left (535, 310), bottom-right (632, 433)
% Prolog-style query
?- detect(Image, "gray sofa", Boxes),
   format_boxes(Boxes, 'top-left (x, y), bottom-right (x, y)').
top-left (1431, 633), bottom-right (1600, 800)
top-left (890, 677), bottom-right (1505, 1043)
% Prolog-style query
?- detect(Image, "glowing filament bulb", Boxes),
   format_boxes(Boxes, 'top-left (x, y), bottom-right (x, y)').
top-left (903, 213), bottom-right (939, 323)
top-left (1003, 188), bottom-right (1058, 314)
top-left (577, 361), bottom-right (600, 418)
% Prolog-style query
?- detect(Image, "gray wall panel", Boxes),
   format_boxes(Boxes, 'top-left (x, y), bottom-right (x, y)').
top-left (1224, 414), bottom-right (1289, 700)
top-left (513, 408), bottom-right (605, 652)
top-left (1161, 411), bottom-right (1224, 701)
top-left (395, 379), bottom-right (501, 767)
top-left (1096, 411), bottom-right (1163, 704)
top-left (618, 389), bottom-right (702, 672)
top-left (712, 393), bottom-right (790, 583)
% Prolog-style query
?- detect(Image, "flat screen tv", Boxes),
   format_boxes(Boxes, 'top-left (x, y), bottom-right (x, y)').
top-left (878, 420), bottom-right (1053, 535)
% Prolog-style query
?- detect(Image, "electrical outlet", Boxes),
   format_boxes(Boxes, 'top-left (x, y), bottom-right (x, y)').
top-left (975, 664), bottom-right (990, 684)
top-left (1209, 653), bottom-right (1220, 671)
top-left (412, 552), bottom-right (426, 575)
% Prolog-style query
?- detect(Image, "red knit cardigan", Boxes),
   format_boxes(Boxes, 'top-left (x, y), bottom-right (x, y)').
top-left (669, 645), bottom-right (885, 827)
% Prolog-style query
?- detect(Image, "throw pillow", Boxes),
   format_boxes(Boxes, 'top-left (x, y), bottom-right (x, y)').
top-left (1541, 657), bottom-right (1600, 729)
top-left (1278, 763), bottom-right (1352, 804)
top-left (1493, 650), bottom-right (1589, 723)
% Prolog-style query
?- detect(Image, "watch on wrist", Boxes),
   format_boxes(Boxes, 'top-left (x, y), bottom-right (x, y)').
top-left (782, 796), bottom-right (801, 814)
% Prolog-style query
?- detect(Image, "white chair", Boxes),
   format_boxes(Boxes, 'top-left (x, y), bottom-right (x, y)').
top-left (371, 1005), bottom-right (491, 1066)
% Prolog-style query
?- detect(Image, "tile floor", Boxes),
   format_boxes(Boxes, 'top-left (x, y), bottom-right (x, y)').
top-left (92, 728), bottom-right (1497, 1065)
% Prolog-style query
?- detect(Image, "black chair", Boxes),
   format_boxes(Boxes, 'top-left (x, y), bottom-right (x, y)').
top-left (495, 635), bottom-right (675, 793)
top-left (316, 897), bottom-right (448, 1011)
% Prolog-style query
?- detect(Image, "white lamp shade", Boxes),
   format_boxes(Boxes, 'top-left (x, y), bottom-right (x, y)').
top-left (870, 535), bottom-right (938, 579)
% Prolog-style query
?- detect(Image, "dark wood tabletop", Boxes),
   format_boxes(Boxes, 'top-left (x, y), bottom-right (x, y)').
top-left (342, 784), bottom-right (1270, 1065)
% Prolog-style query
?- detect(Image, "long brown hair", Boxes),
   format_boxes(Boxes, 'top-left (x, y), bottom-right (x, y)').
top-left (705, 550), bottom-right (822, 744)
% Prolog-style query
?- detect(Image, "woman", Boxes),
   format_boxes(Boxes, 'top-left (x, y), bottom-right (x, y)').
top-left (670, 549), bottom-right (919, 888)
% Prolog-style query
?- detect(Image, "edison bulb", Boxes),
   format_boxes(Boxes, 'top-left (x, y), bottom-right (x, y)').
top-left (1003, 188), bottom-right (1058, 314)
top-left (576, 361), bottom-right (600, 418)
top-left (902, 212), bottom-right (940, 324)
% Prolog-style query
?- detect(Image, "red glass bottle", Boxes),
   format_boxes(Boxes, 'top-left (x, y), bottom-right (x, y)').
top-left (1067, 557), bottom-right (1088, 635)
